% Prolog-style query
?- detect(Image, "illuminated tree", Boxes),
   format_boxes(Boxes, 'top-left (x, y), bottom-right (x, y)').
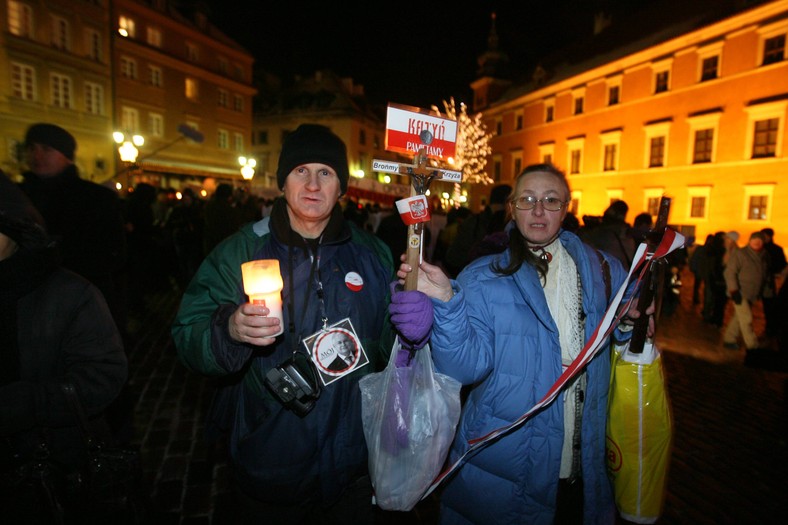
top-left (431, 98), bottom-right (493, 204)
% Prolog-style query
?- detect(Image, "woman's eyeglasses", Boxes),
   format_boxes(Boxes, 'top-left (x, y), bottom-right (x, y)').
top-left (512, 196), bottom-right (568, 211)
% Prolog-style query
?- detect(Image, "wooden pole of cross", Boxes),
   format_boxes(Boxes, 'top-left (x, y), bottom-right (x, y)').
top-left (398, 148), bottom-right (440, 291)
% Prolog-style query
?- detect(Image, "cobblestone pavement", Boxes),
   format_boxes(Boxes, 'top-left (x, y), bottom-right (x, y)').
top-left (125, 270), bottom-right (787, 524)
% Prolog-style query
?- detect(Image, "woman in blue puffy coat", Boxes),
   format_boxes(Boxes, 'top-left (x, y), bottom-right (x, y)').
top-left (396, 164), bottom-right (647, 524)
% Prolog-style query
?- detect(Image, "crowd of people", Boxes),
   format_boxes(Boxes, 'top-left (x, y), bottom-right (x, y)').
top-left (3, 120), bottom-right (786, 524)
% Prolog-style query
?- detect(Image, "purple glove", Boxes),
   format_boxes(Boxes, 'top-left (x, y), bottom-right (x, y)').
top-left (389, 284), bottom-right (433, 351)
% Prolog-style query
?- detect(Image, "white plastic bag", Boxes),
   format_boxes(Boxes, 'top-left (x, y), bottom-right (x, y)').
top-left (359, 340), bottom-right (461, 511)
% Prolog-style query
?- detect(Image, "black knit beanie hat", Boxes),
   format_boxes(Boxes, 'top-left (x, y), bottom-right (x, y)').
top-left (276, 124), bottom-right (349, 195)
top-left (24, 123), bottom-right (76, 161)
top-left (0, 170), bottom-right (49, 249)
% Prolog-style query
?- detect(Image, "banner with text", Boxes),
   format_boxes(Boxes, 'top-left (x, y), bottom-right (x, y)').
top-left (385, 103), bottom-right (457, 159)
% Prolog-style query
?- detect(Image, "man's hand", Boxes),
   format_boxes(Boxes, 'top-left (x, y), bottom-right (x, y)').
top-left (228, 303), bottom-right (281, 346)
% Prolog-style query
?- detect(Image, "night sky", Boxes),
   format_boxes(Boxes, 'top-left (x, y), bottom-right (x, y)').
top-left (203, 1), bottom-right (643, 110)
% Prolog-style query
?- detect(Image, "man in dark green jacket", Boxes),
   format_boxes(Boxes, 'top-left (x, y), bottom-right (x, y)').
top-left (172, 124), bottom-right (396, 523)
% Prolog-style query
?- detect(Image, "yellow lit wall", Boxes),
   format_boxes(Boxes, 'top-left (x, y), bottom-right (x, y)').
top-left (477, 0), bottom-right (788, 243)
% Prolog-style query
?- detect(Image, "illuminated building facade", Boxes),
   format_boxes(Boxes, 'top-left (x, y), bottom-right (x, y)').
top-left (475, 0), bottom-right (788, 241)
top-left (112, 0), bottom-right (256, 193)
top-left (0, 0), bottom-right (114, 181)
top-left (0, 0), bottom-right (256, 194)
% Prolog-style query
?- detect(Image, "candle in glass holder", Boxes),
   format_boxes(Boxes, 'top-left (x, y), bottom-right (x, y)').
top-left (241, 259), bottom-right (284, 336)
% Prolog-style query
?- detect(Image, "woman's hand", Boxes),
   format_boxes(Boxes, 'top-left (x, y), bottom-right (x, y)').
top-left (228, 303), bottom-right (280, 346)
top-left (396, 256), bottom-right (454, 302)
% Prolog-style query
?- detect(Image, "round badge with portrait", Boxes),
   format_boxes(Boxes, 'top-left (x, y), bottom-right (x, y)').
top-left (303, 319), bottom-right (369, 386)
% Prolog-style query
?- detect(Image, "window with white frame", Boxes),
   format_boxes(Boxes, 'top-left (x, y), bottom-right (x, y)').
top-left (643, 188), bottom-right (664, 217)
top-left (698, 42), bottom-right (723, 82)
top-left (185, 78), bottom-right (198, 100)
top-left (148, 65), bottom-right (162, 87)
top-left (121, 106), bottom-right (140, 134)
top-left (84, 82), bottom-right (103, 115)
top-left (149, 113), bottom-right (164, 138)
top-left (8, 0), bottom-right (33, 37)
top-left (147, 27), bottom-right (162, 47)
top-left (118, 15), bottom-right (135, 38)
top-left (120, 56), bottom-right (137, 79)
top-left (234, 133), bottom-right (244, 152)
top-left (218, 129), bottom-right (229, 149)
top-left (218, 57), bottom-right (228, 74)
top-left (516, 113), bottom-right (523, 130)
top-left (687, 112), bottom-right (721, 164)
top-left (567, 137), bottom-right (585, 174)
top-left (492, 155), bottom-right (502, 181)
top-left (606, 189), bottom-right (624, 206)
top-left (233, 94), bottom-right (243, 112)
top-left (545, 98), bottom-right (555, 123)
top-left (50, 73), bottom-right (72, 108)
top-left (644, 121), bottom-right (671, 168)
top-left (606, 75), bottom-right (622, 106)
top-left (218, 89), bottom-right (229, 108)
top-left (758, 20), bottom-right (787, 66)
top-left (600, 130), bottom-right (621, 172)
top-left (538, 142), bottom-right (555, 165)
top-left (687, 186), bottom-right (711, 220)
top-left (572, 87), bottom-right (585, 115)
top-left (495, 118), bottom-right (502, 136)
top-left (11, 61), bottom-right (35, 100)
top-left (511, 149), bottom-right (523, 177)
top-left (569, 190), bottom-right (581, 217)
top-left (744, 184), bottom-right (773, 221)
top-left (85, 29), bottom-right (101, 61)
top-left (51, 15), bottom-right (70, 50)
top-left (744, 99), bottom-right (785, 159)
top-left (652, 58), bottom-right (672, 94)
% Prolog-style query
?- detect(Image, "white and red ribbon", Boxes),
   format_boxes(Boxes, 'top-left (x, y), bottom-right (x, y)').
top-left (422, 228), bottom-right (685, 499)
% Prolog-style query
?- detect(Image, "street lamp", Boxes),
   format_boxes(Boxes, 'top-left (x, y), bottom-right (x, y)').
top-left (239, 156), bottom-right (256, 180)
top-left (114, 131), bottom-right (144, 190)
top-left (113, 131), bottom-right (144, 163)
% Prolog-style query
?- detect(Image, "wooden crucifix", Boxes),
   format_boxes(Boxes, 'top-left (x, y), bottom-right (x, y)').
top-left (397, 148), bottom-right (441, 290)
top-left (376, 103), bottom-right (461, 290)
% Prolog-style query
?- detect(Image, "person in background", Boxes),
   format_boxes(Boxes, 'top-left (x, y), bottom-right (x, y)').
top-left (0, 171), bottom-right (128, 522)
top-left (702, 232), bottom-right (728, 327)
top-left (171, 124), bottom-right (424, 524)
top-left (759, 227), bottom-right (786, 339)
top-left (723, 230), bottom-right (740, 267)
top-left (578, 200), bottom-right (635, 269)
top-left (202, 183), bottom-right (243, 256)
top-left (393, 163), bottom-right (651, 525)
top-left (18, 122), bottom-right (131, 444)
top-left (444, 184), bottom-right (512, 278)
top-left (165, 188), bottom-right (205, 289)
top-left (723, 231), bottom-right (769, 353)
top-left (630, 212), bottom-right (653, 245)
top-left (690, 234), bottom-right (712, 306)
top-left (18, 123), bottom-right (127, 339)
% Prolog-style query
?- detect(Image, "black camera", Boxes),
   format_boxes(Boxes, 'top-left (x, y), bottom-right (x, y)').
top-left (264, 353), bottom-right (321, 417)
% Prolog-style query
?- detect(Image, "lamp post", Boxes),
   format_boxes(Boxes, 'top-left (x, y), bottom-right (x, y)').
top-left (113, 131), bottom-right (144, 190)
top-left (239, 156), bottom-right (256, 180)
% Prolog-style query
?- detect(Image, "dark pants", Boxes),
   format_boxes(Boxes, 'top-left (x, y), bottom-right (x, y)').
top-left (554, 478), bottom-right (584, 525)
top-left (233, 475), bottom-right (376, 525)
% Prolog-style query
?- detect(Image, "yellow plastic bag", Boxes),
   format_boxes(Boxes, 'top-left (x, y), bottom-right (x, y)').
top-left (606, 340), bottom-right (673, 524)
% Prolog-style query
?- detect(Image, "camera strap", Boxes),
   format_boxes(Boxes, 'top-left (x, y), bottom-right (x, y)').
top-left (287, 235), bottom-right (327, 355)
